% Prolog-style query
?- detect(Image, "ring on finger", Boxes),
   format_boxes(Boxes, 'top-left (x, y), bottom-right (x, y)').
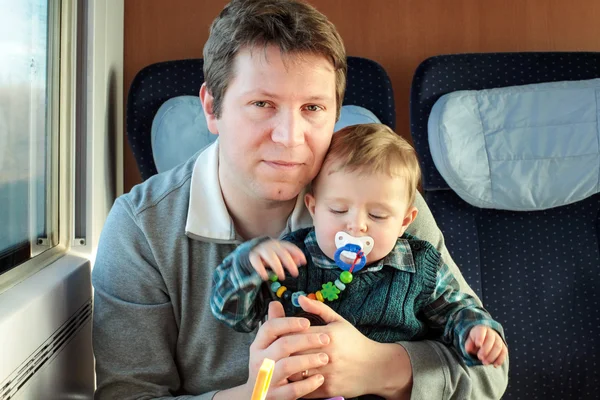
top-left (301, 369), bottom-right (309, 379)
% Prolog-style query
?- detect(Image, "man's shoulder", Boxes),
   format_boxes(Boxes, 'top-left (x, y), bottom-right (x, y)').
top-left (401, 232), bottom-right (436, 250)
top-left (122, 156), bottom-right (196, 218)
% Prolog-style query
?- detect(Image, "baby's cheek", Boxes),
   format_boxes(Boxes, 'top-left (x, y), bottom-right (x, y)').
top-left (315, 230), bottom-right (337, 259)
top-left (377, 238), bottom-right (398, 259)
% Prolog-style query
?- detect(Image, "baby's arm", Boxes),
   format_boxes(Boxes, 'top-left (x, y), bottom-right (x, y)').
top-left (465, 325), bottom-right (508, 367)
top-left (210, 238), bottom-right (306, 332)
top-left (210, 237), bottom-right (273, 332)
top-left (423, 261), bottom-right (507, 366)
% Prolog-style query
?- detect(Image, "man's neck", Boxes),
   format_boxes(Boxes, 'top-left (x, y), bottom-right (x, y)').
top-left (228, 196), bottom-right (296, 240)
top-left (219, 179), bottom-right (297, 240)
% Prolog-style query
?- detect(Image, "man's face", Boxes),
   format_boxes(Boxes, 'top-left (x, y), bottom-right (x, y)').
top-left (202, 45), bottom-right (337, 203)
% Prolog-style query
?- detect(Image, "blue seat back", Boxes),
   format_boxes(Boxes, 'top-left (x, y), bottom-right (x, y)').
top-left (127, 57), bottom-right (395, 180)
top-left (410, 52), bottom-right (600, 400)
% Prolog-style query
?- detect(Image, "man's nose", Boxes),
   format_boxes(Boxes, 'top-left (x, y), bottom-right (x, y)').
top-left (271, 110), bottom-right (306, 147)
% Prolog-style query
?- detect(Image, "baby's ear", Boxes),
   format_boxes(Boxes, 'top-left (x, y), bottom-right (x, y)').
top-left (304, 193), bottom-right (317, 217)
top-left (400, 206), bottom-right (418, 235)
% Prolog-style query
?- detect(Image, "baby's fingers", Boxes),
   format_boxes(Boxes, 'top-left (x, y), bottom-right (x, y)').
top-left (280, 242), bottom-right (306, 266)
top-left (464, 336), bottom-right (478, 356)
top-left (479, 331), bottom-right (496, 359)
top-left (469, 325), bottom-right (488, 348)
top-left (481, 333), bottom-right (507, 366)
top-left (492, 344), bottom-right (508, 367)
top-left (259, 247), bottom-right (286, 280)
top-left (277, 242), bottom-right (306, 277)
top-left (248, 253), bottom-right (269, 281)
top-left (256, 240), bottom-right (295, 279)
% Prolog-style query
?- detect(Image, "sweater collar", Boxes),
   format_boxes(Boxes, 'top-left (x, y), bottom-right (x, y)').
top-left (185, 140), bottom-right (312, 243)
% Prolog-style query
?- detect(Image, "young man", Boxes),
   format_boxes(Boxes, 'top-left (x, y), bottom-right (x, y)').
top-left (92, 1), bottom-right (508, 399)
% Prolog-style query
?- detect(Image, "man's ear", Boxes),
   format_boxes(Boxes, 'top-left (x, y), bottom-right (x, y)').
top-left (399, 206), bottom-right (418, 236)
top-left (304, 192), bottom-right (317, 218)
top-left (199, 83), bottom-right (219, 135)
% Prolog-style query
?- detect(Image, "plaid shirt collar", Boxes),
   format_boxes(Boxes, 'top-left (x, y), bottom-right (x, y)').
top-left (304, 230), bottom-right (416, 274)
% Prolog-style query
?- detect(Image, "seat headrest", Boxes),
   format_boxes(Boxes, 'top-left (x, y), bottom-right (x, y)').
top-left (428, 78), bottom-right (600, 211)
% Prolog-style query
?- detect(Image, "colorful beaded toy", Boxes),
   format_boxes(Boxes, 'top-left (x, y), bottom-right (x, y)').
top-left (269, 243), bottom-right (367, 306)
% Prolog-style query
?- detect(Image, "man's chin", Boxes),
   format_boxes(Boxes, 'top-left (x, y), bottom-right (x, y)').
top-left (260, 183), bottom-right (304, 203)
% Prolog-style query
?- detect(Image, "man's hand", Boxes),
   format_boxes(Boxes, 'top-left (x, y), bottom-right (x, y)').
top-left (290, 296), bottom-right (412, 399)
top-left (249, 239), bottom-right (306, 281)
top-left (465, 325), bottom-right (508, 367)
top-left (242, 301), bottom-right (331, 400)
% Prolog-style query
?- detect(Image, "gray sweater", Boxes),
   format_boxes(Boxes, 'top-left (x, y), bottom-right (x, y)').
top-left (92, 147), bottom-right (508, 399)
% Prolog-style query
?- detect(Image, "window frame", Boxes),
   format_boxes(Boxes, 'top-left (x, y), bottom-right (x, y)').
top-left (0, 0), bottom-right (75, 293)
top-left (0, 0), bottom-right (125, 294)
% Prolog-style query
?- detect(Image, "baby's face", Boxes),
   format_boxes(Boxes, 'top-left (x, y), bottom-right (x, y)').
top-left (305, 165), bottom-right (415, 265)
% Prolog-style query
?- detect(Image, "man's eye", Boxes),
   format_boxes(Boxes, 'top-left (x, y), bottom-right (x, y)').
top-left (253, 101), bottom-right (269, 108)
top-left (305, 104), bottom-right (323, 112)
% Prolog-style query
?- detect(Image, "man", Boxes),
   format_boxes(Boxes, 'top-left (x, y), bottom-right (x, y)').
top-left (92, 0), bottom-right (509, 399)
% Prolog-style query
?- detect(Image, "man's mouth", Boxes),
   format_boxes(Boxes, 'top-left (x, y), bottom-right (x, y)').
top-left (264, 160), bottom-right (303, 169)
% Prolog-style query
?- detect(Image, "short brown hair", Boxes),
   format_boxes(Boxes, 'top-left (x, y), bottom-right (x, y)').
top-left (203, 0), bottom-right (347, 119)
top-left (315, 123), bottom-right (421, 207)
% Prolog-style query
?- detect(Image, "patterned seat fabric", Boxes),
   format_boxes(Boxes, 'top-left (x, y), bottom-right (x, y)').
top-left (127, 56), bottom-right (395, 181)
top-left (410, 52), bottom-right (600, 400)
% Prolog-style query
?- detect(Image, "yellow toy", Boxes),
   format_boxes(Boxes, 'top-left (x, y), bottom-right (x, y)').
top-left (250, 358), bottom-right (275, 400)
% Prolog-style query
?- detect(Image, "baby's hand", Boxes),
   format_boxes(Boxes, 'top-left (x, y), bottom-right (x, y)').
top-left (465, 325), bottom-right (508, 367)
top-left (249, 240), bottom-right (306, 281)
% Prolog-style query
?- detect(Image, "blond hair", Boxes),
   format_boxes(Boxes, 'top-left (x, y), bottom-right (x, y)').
top-left (203, 0), bottom-right (347, 119)
top-left (315, 123), bottom-right (421, 207)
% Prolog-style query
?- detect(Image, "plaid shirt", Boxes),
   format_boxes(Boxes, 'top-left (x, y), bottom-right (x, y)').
top-left (211, 229), bottom-right (504, 366)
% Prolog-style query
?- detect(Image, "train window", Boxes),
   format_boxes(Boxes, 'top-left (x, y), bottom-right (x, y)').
top-left (0, 0), bottom-right (60, 276)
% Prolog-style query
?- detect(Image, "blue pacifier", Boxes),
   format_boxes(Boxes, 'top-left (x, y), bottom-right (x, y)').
top-left (333, 231), bottom-right (374, 272)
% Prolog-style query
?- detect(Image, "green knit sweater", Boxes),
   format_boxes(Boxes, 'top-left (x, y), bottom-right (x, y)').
top-left (282, 228), bottom-right (441, 343)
